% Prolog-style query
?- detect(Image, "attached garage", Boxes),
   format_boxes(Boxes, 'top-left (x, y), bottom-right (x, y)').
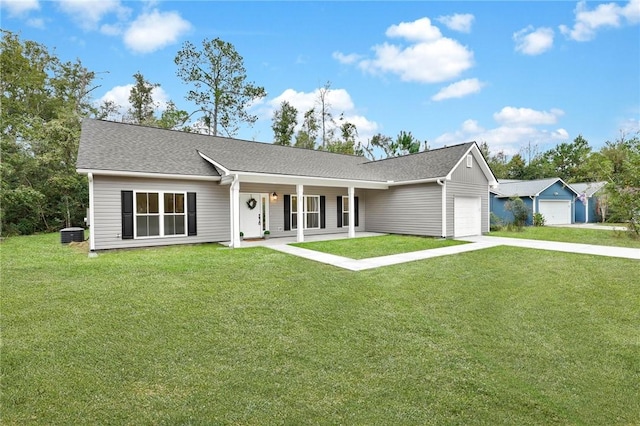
top-left (539, 200), bottom-right (572, 225)
top-left (454, 196), bottom-right (482, 237)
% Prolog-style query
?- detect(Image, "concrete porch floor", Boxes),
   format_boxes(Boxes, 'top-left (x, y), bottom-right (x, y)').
top-left (223, 232), bottom-right (387, 248)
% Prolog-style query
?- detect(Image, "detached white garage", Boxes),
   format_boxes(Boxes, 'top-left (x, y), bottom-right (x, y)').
top-left (454, 196), bottom-right (482, 237)
top-left (539, 200), bottom-right (572, 225)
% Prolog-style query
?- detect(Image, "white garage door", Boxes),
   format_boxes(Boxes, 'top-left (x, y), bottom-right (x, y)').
top-left (539, 200), bottom-right (572, 225)
top-left (454, 197), bottom-right (482, 237)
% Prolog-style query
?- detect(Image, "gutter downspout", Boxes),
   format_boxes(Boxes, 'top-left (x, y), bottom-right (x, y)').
top-left (87, 173), bottom-right (96, 253)
top-left (437, 179), bottom-right (446, 238)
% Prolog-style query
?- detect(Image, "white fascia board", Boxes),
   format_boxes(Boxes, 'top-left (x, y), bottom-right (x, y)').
top-left (76, 169), bottom-right (221, 182)
top-left (233, 172), bottom-right (389, 189)
top-left (197, 150), bottom-right (230, 175)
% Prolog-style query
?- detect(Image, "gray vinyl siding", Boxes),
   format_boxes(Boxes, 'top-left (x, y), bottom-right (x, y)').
top-left (92, 175), bottom-right (229, 250)
top-left (364, 183), bottom-right (443, 236)
top-left (447, 154), bottom-right (490, 236)
top-left (238, 183), bottom-right (365, 237)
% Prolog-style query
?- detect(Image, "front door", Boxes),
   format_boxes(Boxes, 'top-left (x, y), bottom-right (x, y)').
top-left (240, 193), bottom-right (266, 238)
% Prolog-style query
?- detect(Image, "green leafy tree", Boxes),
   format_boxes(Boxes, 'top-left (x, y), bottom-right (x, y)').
top-left (395, 131), bottom-right (426, 154)
top-left (362, 131), bottom-right (427, 160)
top-left (157, 101), bottom-right (190, 130)
top-left (174, 38), bottom-right (266, 136)
top-left (486, 150), bottom-right (508, 179)
top-left (505, 154), bottom-right (526, 179)
top-left (604, 133), bottom-right (640, 233)
top-left (523, 153), bottom-right (556, 180)
top-left (1, 30), bottom-right (95, 234)
top-left (294, 108), bottom-right (319, 149)
top-left (271, 100), bottom-right (298, 146)
top-left (544, 135), bottom-right (592, 182)
top-left (326, 121), bottom-right (358, 155)
top-left (127, 72), bottom-right (158, 125)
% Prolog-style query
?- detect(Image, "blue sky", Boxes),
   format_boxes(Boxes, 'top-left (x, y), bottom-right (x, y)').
top-left (2, 0), bottom-right (639, 156)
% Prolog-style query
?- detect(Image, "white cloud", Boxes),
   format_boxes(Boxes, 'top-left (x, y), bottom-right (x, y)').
top-left (260, 87), bottom-right (379, 144)
top-left (0, 0), bottom-right (39, 16)
top-left (356, 17), bottom-right (474, 83)
top-left (623, 0), bottom-right (640, 22)
top-left (386, 17), bottom-right (442, 41)
top-left (513, 26), bottom-right (554, 55)
top-left (559, 0), bottom-right (639, 41)
top-left (434, 106), bottom-right (568, 155)
top-left (431, 78), bottom-right (484, 101)
top-left (98, 84), bottom-right (170, 116)
top-left (494, 106), bottom-right (564, 126)
top-left (27, 17), bottom-right (45, 28)
top-left (332, 51), bottom-right (362, 65)
top-left (436, 13), bottom-right (474, 33)
top-left (57, 0), bottom-right (130, 31)
top-left (123, 9), bottom-right (191, 54)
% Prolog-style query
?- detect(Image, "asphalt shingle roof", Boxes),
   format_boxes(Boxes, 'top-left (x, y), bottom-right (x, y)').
top-left (570, 181), bottom-right (607, 197)
top-left (77, 119), bottom-right (476, 183)
top-left (493, 178), bottom-right (576, 197)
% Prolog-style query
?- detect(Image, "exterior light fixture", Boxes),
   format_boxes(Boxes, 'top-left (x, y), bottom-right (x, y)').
top-left (272, 192), bottom-right (278, 200)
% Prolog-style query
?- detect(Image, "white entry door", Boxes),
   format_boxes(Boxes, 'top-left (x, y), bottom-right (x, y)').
top-left (240, 193), bottom-right (267, 238)
top-left (454, 196), bottom-right (482, 237)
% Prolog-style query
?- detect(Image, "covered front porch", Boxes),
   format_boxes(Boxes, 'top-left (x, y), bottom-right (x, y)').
top-left (218, 176), bottom-right (389, 248)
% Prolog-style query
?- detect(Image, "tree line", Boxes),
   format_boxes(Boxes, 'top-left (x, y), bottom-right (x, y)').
top-left (1, 30), bottom-right (638, 236)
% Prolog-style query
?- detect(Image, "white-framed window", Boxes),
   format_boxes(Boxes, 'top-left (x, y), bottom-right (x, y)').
top-left (342, 196), bottom-right (349, 227)
top-left (466, 154), bottom-right (473, 168)
top-left (291, 195), bottom-right (320, 230)
top-left (135, 191), bottom-right (186, 238)
top-left (163, 192), bottom-right (186, 236)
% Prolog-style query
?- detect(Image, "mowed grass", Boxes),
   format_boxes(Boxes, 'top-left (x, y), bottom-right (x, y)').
top-left (491, 225), bottom-right (640, 248)
top-left (292, 234), bottom-right (467, 259)
top-left (2, 234), bottom-right (639, 425)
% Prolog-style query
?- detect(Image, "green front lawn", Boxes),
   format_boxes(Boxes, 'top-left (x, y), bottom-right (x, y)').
top-left (491, 226), bottom-right (640, 248)
top-left (292, 234), bottom-right (467, 259)
top-left (2, 234), bottom-right (639, 424)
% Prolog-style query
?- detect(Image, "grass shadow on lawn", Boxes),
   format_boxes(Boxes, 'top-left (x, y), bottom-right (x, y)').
top-left (291, 234), bottom-right (468, 259)
top-left (2, 233), bottom-right (639, 424)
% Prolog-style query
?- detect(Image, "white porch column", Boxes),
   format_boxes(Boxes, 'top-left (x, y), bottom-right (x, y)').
top-left (230, 176), bottom-right (241, 247)
top-left (348, 186), bottom-right (355, 238)
top-left (87, 173), bottom-right (96, 252)
top-left (296, 184), bottom-right (304, 243)
top-left (438, 179), bottom-right (447, 237)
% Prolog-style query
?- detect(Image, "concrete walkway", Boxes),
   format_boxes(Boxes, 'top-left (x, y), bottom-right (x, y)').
top-left (262, 234), bottom-right (639, 271)
top-left (269, 239), bottom-right (501, 272)
top-left (463, 235), bottom-right (640, 260)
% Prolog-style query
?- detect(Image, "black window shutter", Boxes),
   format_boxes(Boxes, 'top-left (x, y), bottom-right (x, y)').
top-left (320, 196), bottom-right (326, 229)
top-left (187, 192), bottom-right (197, 236)
top-left (336, 196), bottom-right (343, 228)
top-left (284, 195), bottom-right (291, 231)
top-left (121, 190), bottom-right (134, 239)
top-left (354, 196), bottom-right (359, 227)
